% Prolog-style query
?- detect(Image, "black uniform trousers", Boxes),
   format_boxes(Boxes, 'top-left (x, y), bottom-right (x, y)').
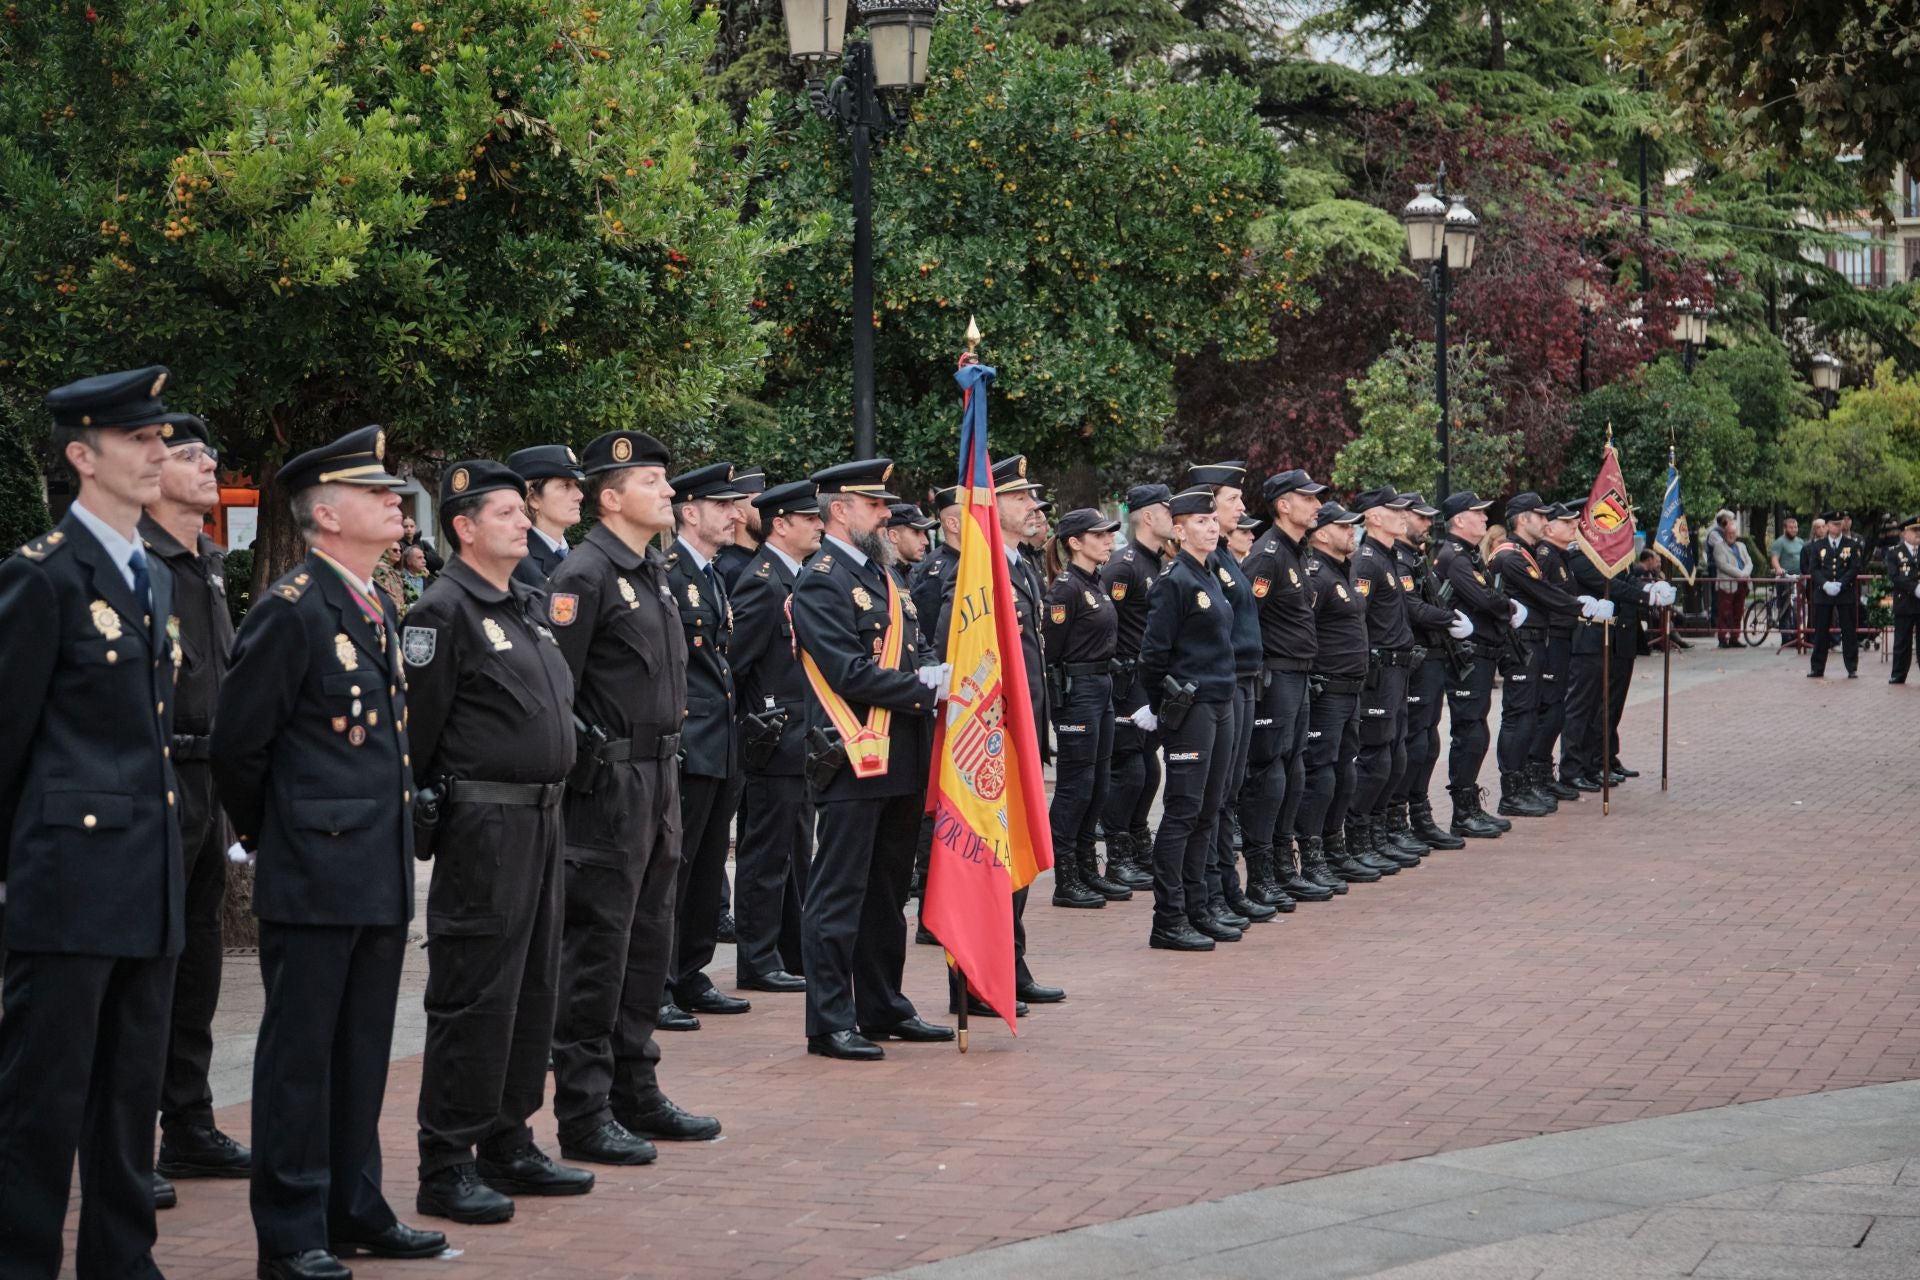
top-left (251, 921), bottom-right (405, 1257)
top-left (1894, 612), bottom-right (1917, 682)
top-left (1206, 677), bottom-right (1256, 909)
top-left (1299, 690), bottom-right (1360, 838)
top-left (1049, 675), bottom-right (1115, 874)
top-left (417, 798), bottom-right (564, 1177)
top-left (1810, 591), bottom-right (1859, 675)
top-left (1398, 655), bottom-right (1448, 808)
top-left (1104, 673), bottom-right (1162, 845)
top-left (1354, 664), bottom-right (1410, 820)
top-left (160, 757), bottom-right (227, 1131)
top-left (1149, 700), bottom-right (1233, 932)
top-left (1561, 649), bottom-right (1605, 781)
top-left (1495, 634), bottom-right (1546, 773)
top-left (803, 794), bottom-right (920, 1037)
top-left (734, 773), bottom-right (810, 982)
top-left (0, 950), bottom-right (174, 1280)
top-left (552, 757), bottom-right (679, 1142)
top-left (1529, 633), bottom-right (1573, 770)
top-left (669, 771), bottom-right (743, 1004)
top-left (1239, 670), bottom-right (1310, 868)
top-left (1446, 649), bottom-right (1498, 790)
top-left (1605, 639), bottom-right (1635, 769)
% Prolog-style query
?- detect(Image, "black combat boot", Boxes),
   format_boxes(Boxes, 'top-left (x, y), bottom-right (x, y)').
top-left (1128, 823), bottom-right (1158, 885)
top-left (1449, 785), bottom-right (1503, 839)
top-left (1050, 844), bottom-right (1105, 908)
top-left (1382, 803), bottom-right (1431, 857)
top-left (1410, 798), bottom-right (1466, 849)
top-left (1346, 817), bottom-right (1401, 874)
top-left (1496, 770), bottom-right (1551, 818)
top-left (1109, 831), bottom-right (1152, 890)
top-left (1279, 837), bottom-right (1335, 901)
top-left (1081, 840), bottom-right (1131, 901)
top-left (1247, 849), bottom-right (1289, 909)
top-left (1325, 829), bottom-right (1382, 883)
top-left (1224, 875), bottom-right (1278, 922)
top-left (1296, 836), bottom-right (1347, 895)
top-left (1533, 762), bottom-right (1580, 801)
top-left (1364, 813), bottom-right (1421, 869)
top-left (1519, 764), bottom-right (1558, 812)
top-left (1474, 786), bottom-right (1513, 830)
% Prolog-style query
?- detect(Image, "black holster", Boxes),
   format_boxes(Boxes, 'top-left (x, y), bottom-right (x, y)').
top-left (804, 725), bottom-right (847, 791)
top-left (567, 716), bottom-right (610, 795)
top-left (412, 779), bottom-right (446, 861)
top-left (742, 708), bottom-right (788, 773)
top-left (1158, 676), bottom-right (1197, 732)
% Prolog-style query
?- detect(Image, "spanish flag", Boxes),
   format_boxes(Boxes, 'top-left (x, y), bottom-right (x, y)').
top-left (921, 354), bottom-right (1053, 1032)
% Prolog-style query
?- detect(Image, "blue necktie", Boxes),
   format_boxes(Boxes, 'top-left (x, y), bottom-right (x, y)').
top-left (128, 546), bottom-right (152, 610)
top-left (705, 562), bottom-right (725, 609)
top-left (554, 543), bottom-right (568, 560)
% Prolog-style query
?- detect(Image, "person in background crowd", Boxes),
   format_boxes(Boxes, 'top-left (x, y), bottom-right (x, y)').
top-left (1226, 514), bottom-right (1257, 562)
top-left (1705, 510), bottom-right (1752, 648)
top-left (401, 514), bottom-right (444, 573)
top-left (376, 543), bottom-right (408, 614)
top-left (1769, 515), bottom-right (1804, 631)
top-left (1806, 508), bottom-right (1861, 679)
top-left (713, 467), bottom-right (767, 591)
top-left (401, 544), bottom-right (431, 603)
top-left (507, 444), bottom-right (586, 587)
top-left (1885, 516), bottom-right (1920, 685)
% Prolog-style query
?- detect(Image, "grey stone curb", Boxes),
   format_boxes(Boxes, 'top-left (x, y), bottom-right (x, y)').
top-left (886, 1079), bottom-right (1920, 1280)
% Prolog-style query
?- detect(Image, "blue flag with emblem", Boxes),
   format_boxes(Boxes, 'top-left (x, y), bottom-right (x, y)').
top-left (1654, 447), bottom-right (1695, 585)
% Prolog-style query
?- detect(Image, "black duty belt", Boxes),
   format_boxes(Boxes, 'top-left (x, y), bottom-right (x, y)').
top-left (447, 779), bottom-right (566, 807)
top-left (1055, 661), bottom-right (1113, 677)
top-left (1468, 639), bottom-right (1505, 659)
top-left (1264, 657), bottom-right (1312, 673)
top-left (600, 731), bottom-right (683, 762)
top-left (1316, 676), bottom-right (1365, 694)
top-left (1371, 648), bottom-right (1419, 668)
top-left (169, 733), bottom-right (212, 762)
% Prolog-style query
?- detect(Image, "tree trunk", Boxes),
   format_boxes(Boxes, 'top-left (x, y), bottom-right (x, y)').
top-left (1487, 3), bottom-right (1506, 71)
top-left (249, 467), bottom-right (306, 596)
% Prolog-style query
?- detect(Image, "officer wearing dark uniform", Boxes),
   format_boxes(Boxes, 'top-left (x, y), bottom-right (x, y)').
top-left (1433, 492), bottom-right (1513, 839)
top-left (1098, 484), bottom-right (1175, 891)
top-left (403, 460), bottom-right (593, 1225)
top-left (662, 463), bottom-right (751, 1027)
top-left (139, 413), bottom-right (252, 1187)
top-left (1297, 502), bottom-right (1378, 884)
top-left (1138, 487), bottom-right (1238, 950)
top-left (1347, 487), bottom-right (1432, 872)
top-left (1529, 504), bottom-right (1586, 798)
top-left (886, 503), bottom-right (939, 654)
top-left (1042, 509), bottom-right (1126, 909)
top-left (1885, 517), bottom-right (1920, 683)
top-left (731, 481), bottom-right (820, 991)
top-left (1189, 462), bottom-right (1277, 929)
top-left (506, 444), bottom-right (585, 588)
top-left (1488, 492), bottom-right (1586, 818)
top-left (792, 459), bottom-right (951, 1060)
top-left (1806, 514), bottom-right (1861, 678)
top-left (0, 367), bottom-right (187, 1280)
top-left (1390, 495), bottom-right (1469, 851)
top-left (1562, 524), bottom-right (1643, 790)
top-left (212, 424), bottom-right (448, 1278)
top-left (1237, 470), bottom-right (1335, 903)
top-left (713, 466), bottom-right (766, 590)
top-left (545, 430), bottom-right (719, 1168)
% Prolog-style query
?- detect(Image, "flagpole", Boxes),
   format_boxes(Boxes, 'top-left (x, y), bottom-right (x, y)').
top-left (1601, 619), bottom-right (1612, 817)
top-left (955, 966), bottom-right (969, 1054)
top-left (1660, 605), bottom-right (1671, 792)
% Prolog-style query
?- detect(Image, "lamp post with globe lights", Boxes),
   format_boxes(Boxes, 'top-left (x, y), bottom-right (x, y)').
top-left (1402, 166), bottom-right (1479, 498)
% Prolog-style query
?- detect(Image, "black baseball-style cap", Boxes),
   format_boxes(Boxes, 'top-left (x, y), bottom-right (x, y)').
top-left (1438, 491), bottom-right (1494, 522)
top-left (1310, 501), bottom-right (1363, 531)
top-left (1056, 508), bottom-right (1121, 541)
top-left (1351, 486), bottom-right (1410, 514)
top-left (1505, 491), bottom-right (1551, 520)
top-left (278, 424), bottom-right (406, 493)
top-left (581, 430), bottom-right (671, 475)
top-left (1125, 483), bottom-right (1172, 511)
top-left (887, 503), bottom-right (936, 530)
top-left (507, 444), bottom-right (585, 483)
top-left (1399, 492), bottom-right (1440, 517)
top-left (1262, 469), bottom-right (1327, 503)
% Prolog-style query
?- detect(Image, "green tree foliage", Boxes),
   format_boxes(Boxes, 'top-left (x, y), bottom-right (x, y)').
top-left (0, 389), bottom-right (52, 550)
top-left (1568, 355), bottom-right (1759, 518)
top-left (0, 0), bottom-right (787, 578)
top-left (1778, 361), bottom-right (1920, 524)
top-left (1332, 338), bottom-right (1512, 495)
top-left (744, 0), bottom-right (1297, 494)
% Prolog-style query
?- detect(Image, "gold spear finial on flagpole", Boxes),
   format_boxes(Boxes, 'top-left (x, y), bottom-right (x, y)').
top-left (965, 314), bottom-right (982, 353)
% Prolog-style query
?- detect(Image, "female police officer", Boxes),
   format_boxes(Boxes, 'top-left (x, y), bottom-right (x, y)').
top-left (1043, 509), bottom-right (1128, 909)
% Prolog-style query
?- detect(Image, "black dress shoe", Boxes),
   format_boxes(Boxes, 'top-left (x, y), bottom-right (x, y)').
top-left (680, 988), bottom-right (751, 1015)
top-left (952, 995), bottom-right (1027, 1018)
top-left (258, 1249), bottom-right (349, 1280)
top-left (738, 969), bottom-right (807, 993)
top-left (1213, 906), bottom-right (1251, 929)
top-left (656, 1001), bottom-right (701, 1031)
top-left (1149, 922), bottom-right (1216, 951)
top-left (1847, 670), bottom-right (1858, 679)
top-left (417, 1163), bottom-right (514, 1224)
top-left (1611, 763), bottom-right (1640, 778)
top-left (1564, 774), bottom-right (1603, 792)
top-left (1191, 914), bottom-right (1242, 942)
top-left (159, 1122), bottom-right (252, 1178)
top-left (915, 922), bottom-right (938, 945)
top-left (1226, 891), bottom-right (1278, 922)
top-left (1016, 980), bottom-right (1066, 1003)
top-left (475, 1144), bottom-right (594, 1197)
top-left (808, 1030), bottom-right (885, 1060)
top-left (153, 1171), bottom-right (177, 1210)
top-left (621, 1095), bottom-right (723, 1142)
top-left (559, 1119), bottom-right (657, 1166)
top-left (860, 1016), bottom-right (955, 1042)
top-left (331, 1222), bottom-right (446, 1259)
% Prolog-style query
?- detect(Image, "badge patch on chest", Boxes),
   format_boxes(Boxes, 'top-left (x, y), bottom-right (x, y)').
top-left (1335, 584), bottom-right (1350, 601)
top-left (1197, 591), bottom-right (1212, 610)
top-left (335, 633), bottom-right (357, 671)
top-left (1083, 590), bottom-right (1100, 609)
top-left (90, 599), bottom-right (123, 641)
top-left (483, 617), bottom-right (512, 651)
top-left (1218, 566), bottom-right (1232, 585)
top-left (549, 593), bottom-right (579, 626)
top-left (1288, 567), bottom-right (1300, 587)
top-left (617, 578), bottom-right (640, 609)
top-left (852, 585), bottom-right (874, 610)
top-left (402, 626), bottom-right (437, 666)
top-left (1049, 603), bottom-right (1067, 624)
top-left (686, 580), bottom-right (703, 610)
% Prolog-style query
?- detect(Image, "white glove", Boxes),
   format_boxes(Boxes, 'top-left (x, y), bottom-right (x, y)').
top-left (1653, 581), bottom-right (1677, 607)
top-left (0, 881), bottom-right (6, 906)
top-left (1823, 581), bottom-right (1842, 597)
top-left (1913, 583), bottom-right (1919, 600)
top-left (1447, 610), bottom-right (1474, 639)
top-left (1589, 599), bottom-right (1616, 621)
top-left (1577, 594), bottom-right (1597, 609)
top-left (917, 662), bottom-right (953, 699)
top-left (226, 841), bottom-right (252, 866)
top-left (1129, 706), bottom-right (1159, 732)
top-left (1509, 600), bottom-right (1529, 629)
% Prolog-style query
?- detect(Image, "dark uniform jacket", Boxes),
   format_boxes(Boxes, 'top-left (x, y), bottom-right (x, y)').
top-left (1540, 541), bottom-right (1580, 635)
top-left (1241, 527), bottom-right (1318, 670)
top-left (213, 553), bottom-right (414, 927)
top-left (1435, 533), bottom-right (1512, 647)
top-left (1352, 535), bottom-right (1417, 652)
top-left (1489, 536), bottom-right (1581, 636)
top-left (892, 562), bottom-right (935, 656)
top-left (1042, 562), bottom-right (1118, 665)
top-left (1806, 537), bottom-right (1860, 595)
top-left (665, 539), bottom-right (738, 780)
top-left (513, 527), bottom-right (569, 589)
top-left (1138, 548), bottom-right (1235, 707)
top-left (908, 540), bottom-right (958, 643)
top-left (1886, 540), bottom-right (1920, 617)
top-left (0, 514), bottom-right (185, 957)
top-left (731, 546), bottom-right (809, 777)
top-left (791, 538), bottom-right (935, 803)
top-left (139, 515), bottom-right (234, 742)
top-left (402, 556), bottom-right (576, 788)
top-left (1209, 547), bottom-right (1262, 678)
top-left (1566, 554), bottom-right (1641, 656)
top-left (1098, 542), bottom-right (1169, 660)
top-left (714, 541), bottom-right (756, 592)
top-left (1307, 550), bottom-right (1368, 679)
top-left (1391, 538), bottom-right (1455, 643)
top-left (544, 524), bottom-right (689, 855)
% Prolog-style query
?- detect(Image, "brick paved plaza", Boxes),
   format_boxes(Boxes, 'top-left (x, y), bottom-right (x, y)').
top-left (129, 649), bottom-right (1920, 1278)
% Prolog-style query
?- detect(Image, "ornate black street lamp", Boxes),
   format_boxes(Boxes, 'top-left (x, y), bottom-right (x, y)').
top-left (1402, 166), bottom-right (1479, 499)
top-left (1811, 352), bottom-right (1842, 414)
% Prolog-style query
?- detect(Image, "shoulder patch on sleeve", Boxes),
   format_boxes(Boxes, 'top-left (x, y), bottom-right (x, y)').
top-left (402, 625), bottom-right (438, 666)
top-left (548, 592), bottom-right (579, 626)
